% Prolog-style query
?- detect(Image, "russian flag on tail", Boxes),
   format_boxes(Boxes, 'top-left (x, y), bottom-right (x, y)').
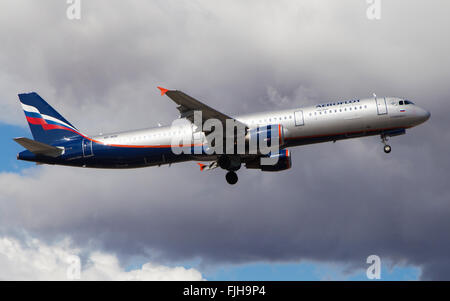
top-left (18, 92), bottom-right (83, 144)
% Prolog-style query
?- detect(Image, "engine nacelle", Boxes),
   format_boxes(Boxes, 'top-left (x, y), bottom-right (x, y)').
top-left (245, 124), bottom-right (285, 154)
top-left (245, 149), bottom-right (292, 172)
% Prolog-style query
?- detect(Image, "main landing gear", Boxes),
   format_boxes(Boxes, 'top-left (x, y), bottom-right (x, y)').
top-left (218, 155), bottom-right (241, 185)
top-left (381, 135), bottom-right (392, 154)
top-left (226, 171), bottom-right (238, 185)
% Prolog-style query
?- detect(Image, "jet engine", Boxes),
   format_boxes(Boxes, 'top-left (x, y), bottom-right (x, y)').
top-left (244, 124), bottom-right (285, 155)
top-left (245, 149), bottom-right (292, 172)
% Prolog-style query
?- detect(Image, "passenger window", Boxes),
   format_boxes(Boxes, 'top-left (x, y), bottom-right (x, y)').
top-left (399, 100), bottom-right (404, 105)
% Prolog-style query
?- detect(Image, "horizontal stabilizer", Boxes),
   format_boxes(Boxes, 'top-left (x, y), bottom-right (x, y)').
top-left (13, 137), bottom-right (64, 158)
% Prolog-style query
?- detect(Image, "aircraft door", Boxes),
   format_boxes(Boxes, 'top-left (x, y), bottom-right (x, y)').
top-left (82, 139), bottom-right (93, 157)
top-left (294, 110), bottom-right (304, 126)
top-left (375, 97), bottom-right (388, 115)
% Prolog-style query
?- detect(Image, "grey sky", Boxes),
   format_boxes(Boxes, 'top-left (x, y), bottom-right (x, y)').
top-left (0, 0), bottom-right (449, 279)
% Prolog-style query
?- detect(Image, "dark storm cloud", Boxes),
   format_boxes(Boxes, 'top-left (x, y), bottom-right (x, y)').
top-left (1, 0), bottom-right (449, 279)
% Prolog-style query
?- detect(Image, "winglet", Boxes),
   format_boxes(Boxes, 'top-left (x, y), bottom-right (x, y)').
top-left (157, 86), bottom-right (169, 96)
top-left (197, 163), bottom-right (206, 171)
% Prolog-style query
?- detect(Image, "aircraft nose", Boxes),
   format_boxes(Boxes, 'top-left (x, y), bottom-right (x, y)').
top-left (416, 107), bottom-right (431, 123)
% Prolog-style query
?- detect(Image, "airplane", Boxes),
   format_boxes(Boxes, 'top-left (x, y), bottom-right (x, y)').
top-left (14, 88), bottom-right (430, 184)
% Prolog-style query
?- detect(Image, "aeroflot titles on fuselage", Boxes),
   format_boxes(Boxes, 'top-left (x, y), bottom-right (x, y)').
top-left (316, 99), bottom-right (361, 108)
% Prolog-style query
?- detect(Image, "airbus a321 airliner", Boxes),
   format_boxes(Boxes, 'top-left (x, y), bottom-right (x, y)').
top-left (14, 87), bottom-right (430, 184)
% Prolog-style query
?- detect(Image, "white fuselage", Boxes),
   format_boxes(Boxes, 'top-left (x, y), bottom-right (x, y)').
top-left (93, 97), bottom-right (430, 153)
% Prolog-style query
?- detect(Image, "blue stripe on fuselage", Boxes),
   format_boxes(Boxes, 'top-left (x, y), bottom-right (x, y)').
top-left (19, 139), bottom-right (195, 168)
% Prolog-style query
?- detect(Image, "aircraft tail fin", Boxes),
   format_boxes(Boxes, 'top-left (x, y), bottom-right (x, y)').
top-left (13, 137), bottom-right (64, 157)
top-left (18, 92), bottom-right (83, 144)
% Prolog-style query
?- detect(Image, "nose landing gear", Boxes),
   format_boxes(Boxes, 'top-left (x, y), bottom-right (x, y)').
top-left (226, 171), bottom-right (238, 185)
top-left (381, 135), bottom-right (391, 153)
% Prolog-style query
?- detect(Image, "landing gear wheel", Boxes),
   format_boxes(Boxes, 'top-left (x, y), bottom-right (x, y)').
top-left (226, 171), bottom-right (238, 185)
top-left (381, 134), bottom-right (391, 154)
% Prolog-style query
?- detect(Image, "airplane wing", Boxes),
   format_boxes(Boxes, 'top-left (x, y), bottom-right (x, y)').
top-left (157, 87), bottom-right (248, 130)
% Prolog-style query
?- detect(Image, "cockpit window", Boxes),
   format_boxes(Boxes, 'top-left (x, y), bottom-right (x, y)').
top-left (399, 100), bottom-right (404, 105)
top-left (404, 100), bottom-right (414, 105)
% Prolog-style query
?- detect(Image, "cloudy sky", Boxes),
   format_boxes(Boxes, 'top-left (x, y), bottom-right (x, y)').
top-left (0, 0), bottom-right (449, 280)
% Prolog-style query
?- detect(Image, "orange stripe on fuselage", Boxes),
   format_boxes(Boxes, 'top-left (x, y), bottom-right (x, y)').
top-left (278, 124), bottom-right (282, 145)
top-left (286, 149), bottom-right (290, 169)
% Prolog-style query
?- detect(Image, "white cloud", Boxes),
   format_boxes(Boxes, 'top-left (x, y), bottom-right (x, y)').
top-left (0, 235), bottom-right (203, 281)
